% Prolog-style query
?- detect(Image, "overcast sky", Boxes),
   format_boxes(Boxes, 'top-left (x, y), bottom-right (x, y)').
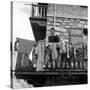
top-left (13, 1), bottom-right (35, 45)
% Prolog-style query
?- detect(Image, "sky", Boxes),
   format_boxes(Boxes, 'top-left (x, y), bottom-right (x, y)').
top-left (12, 2), bottom-right (35, 70)
top-left (13, 1), bottom-right (35, 46)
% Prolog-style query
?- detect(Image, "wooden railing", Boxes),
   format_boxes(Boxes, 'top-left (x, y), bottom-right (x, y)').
top-left (31, 4), bottom-right (48, 18)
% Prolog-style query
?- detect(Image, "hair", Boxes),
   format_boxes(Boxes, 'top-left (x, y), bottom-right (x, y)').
top-left (51, 27), bottom-right (55, 31)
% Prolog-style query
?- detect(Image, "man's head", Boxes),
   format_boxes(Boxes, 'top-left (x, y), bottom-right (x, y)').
top-left (50, 27), bottom-right (55, 36)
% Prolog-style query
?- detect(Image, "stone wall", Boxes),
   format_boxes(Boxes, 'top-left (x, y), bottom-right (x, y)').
top-left (47, 4), bottom-right (88, 19)
top-left (46, 6), bottom-right (88, 44)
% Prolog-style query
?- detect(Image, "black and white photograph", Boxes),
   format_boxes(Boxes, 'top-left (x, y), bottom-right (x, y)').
top-left (10, 1), bottom-right (88, 88)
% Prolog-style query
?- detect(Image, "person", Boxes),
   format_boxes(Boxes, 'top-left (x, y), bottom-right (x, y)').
top-left (50, 27), bottom-right (55, 36)
top-left (14, 39), bottom-right (19, 51)
top-left (58, 39), bottom-right (67, 78)
top-left (56, 43), bottom-right (61, 68)
top-left (36, 40), bottom-right (45, 71)
top-left (29, 43), bottom-right (38, 68)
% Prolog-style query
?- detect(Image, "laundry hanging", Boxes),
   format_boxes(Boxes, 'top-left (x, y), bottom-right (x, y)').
top-left (36, 41), bottom-right (45, 71)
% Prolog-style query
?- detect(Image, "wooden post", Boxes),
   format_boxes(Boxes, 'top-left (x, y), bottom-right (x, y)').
top-left (82, 24), bottom-right (84, 69)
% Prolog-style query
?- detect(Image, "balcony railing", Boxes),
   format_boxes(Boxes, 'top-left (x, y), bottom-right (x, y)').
top-left (31, 4), bottom-right (48, 18)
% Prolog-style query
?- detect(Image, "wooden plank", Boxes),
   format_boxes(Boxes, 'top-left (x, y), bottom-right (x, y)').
top-left (14, 70), bottom-right (87, 75)
top-left (47, 16), bottom-right (88, 21)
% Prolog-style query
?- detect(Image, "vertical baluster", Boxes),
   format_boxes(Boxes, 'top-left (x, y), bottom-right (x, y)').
top-left (40, 6), bottom-right (42, 17)
top-left (43, 6), bottom-right (45, 18)
top-left (32, 4), bottom-right (34, 17)
top-left (82, 24), bottom-right (85, 69)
